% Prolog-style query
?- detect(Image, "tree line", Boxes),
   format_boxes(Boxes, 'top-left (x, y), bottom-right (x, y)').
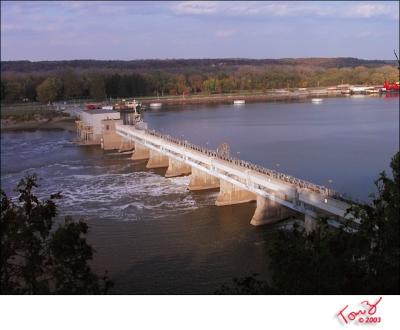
top-left (1, 64), bottom-right (398, 103)
top-left (2, 57), bottom-right (395, 73)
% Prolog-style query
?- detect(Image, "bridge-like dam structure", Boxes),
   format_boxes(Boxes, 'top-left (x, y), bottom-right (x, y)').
top-left (115, 123), bottom-right (352, 232)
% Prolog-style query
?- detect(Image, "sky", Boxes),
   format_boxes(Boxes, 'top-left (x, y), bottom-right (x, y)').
top-left (1, 1), bottom-right (399, 61)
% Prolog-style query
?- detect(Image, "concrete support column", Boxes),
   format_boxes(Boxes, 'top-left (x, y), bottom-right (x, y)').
top-left (304, 214), bottom-right (319, 234)
top-left (215, 179), bottom-right (256, 206)
top-left (146, 149), bottom-right (169, 169)
top-left (131, 142), bottom-right (150, 161)
top-left (118, 139), bottom-right (134, 152)
top-left (250, 195), bottom-right (296, 226)
top-left (188, 167), bottom-right (220, 191)
top-left (165, 158), bottom-right (192, 178)
top-left (102, 119), bottom-right (124, 151)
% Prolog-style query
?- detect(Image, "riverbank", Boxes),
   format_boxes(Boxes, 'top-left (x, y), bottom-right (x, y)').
top-left (139, 89), bottom-right (344, 106)
top-left (1, 116), bottom-right (76, 132)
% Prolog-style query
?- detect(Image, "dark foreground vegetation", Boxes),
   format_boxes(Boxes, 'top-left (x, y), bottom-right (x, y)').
top-left (0, 175), bottom-right (112, 294)
top-left (1, 58), bottom-right (398, 103)
top-left (218, 152), bottom-right (400, 294)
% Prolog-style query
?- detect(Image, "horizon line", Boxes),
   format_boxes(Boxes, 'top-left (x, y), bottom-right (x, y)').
top-left (1, 56), bottom-right (396, 63)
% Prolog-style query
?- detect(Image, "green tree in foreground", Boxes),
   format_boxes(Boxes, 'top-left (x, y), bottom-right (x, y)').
top-left (0, 175), bottom-right (112, 294)
top-left (217, 152), bottom-right (399, 294)
top-left (347, 151), bottom-right (399, 293)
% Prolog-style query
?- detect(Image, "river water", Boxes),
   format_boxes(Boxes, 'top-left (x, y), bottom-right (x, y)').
top-left (1, 95), bottom-right (398, 294)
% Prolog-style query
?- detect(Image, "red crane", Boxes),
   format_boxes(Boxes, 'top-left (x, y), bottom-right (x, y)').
top-left (383, 50), bottom-right (400, 92)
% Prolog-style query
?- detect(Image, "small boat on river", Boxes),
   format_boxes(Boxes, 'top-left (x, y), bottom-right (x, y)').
top-left (311, 98), bottom-right (323, 103)
top-left (150, 103), bottom-right (162, 108)
top-left (233, 100), bottom-right (245, 105)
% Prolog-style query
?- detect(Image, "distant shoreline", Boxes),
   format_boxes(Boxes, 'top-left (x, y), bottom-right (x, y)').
top-left (139, 90), bottom-right (345, 106)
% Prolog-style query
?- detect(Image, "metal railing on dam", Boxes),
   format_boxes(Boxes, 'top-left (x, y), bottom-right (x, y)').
top-left (116, 123), bottom-right (352, 220)
top-left (146, 127), bottom-right (337, 195)
top-left (147, 129), bottom-right (335, 194)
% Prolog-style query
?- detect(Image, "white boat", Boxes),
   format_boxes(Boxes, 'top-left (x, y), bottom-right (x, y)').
top-left (149, 102), bottom-right (162, 108)
top-left (350, 86), bottom-right (372, 94)
top-left (311, 98), bottom-right (323, 103)
top-left (233, 100), bottom-right (245, 105)
top-left (101, 105), bottom-right (114, 110)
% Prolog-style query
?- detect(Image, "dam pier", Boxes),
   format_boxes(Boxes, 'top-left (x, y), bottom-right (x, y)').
top-left (114, 123), bottom-right (352, 232)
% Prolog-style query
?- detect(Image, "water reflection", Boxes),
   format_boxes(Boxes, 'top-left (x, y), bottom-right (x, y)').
top-left (144, 96), bottom-right (398, 200)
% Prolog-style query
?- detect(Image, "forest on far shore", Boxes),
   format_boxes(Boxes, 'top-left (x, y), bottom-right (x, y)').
top-left (1, 57), bottom-right (398, 103)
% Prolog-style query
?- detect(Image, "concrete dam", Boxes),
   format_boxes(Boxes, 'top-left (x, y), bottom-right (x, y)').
top-left (114, 123), bottom-right (352, 232)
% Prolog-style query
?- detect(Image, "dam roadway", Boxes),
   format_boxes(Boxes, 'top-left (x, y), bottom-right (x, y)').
top-left (115, 123), bottom-right (352, 232)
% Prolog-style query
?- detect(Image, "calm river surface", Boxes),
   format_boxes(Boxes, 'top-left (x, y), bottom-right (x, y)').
top-left (1, 95), bottom-right (398, 293)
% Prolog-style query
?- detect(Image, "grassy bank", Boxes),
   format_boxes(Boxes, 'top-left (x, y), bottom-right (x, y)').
top-left (1, 102), bottom-right (75, 131)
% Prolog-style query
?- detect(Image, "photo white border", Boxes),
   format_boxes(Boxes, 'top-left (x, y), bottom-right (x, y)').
top-left (1, 295), bottom-right (399, 330)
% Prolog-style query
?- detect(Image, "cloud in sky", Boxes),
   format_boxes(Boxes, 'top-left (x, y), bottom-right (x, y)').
top-left (174, 1), bottom-right (218, 15)
top-left (1, 1), bottom-right (399, 60)
top-left (342, 3), bottom-right (399, 19)
top-left (172, 1), bottom-right (399, 19)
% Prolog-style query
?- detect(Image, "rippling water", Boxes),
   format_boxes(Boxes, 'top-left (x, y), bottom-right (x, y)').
top-left (1, 96), bottom-right (398, 293)
top-left (1, 129), bottom-right (273, 294)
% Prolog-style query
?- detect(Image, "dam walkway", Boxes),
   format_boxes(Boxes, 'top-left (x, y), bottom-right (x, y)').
top-left (115, 123), bottom-right (352, 231)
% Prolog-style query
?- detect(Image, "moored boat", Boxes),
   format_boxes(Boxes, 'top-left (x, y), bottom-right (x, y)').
top-left (382, 81), bottom-right (400, 93)
top-left (233, 100), bottom-right (245, 105)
